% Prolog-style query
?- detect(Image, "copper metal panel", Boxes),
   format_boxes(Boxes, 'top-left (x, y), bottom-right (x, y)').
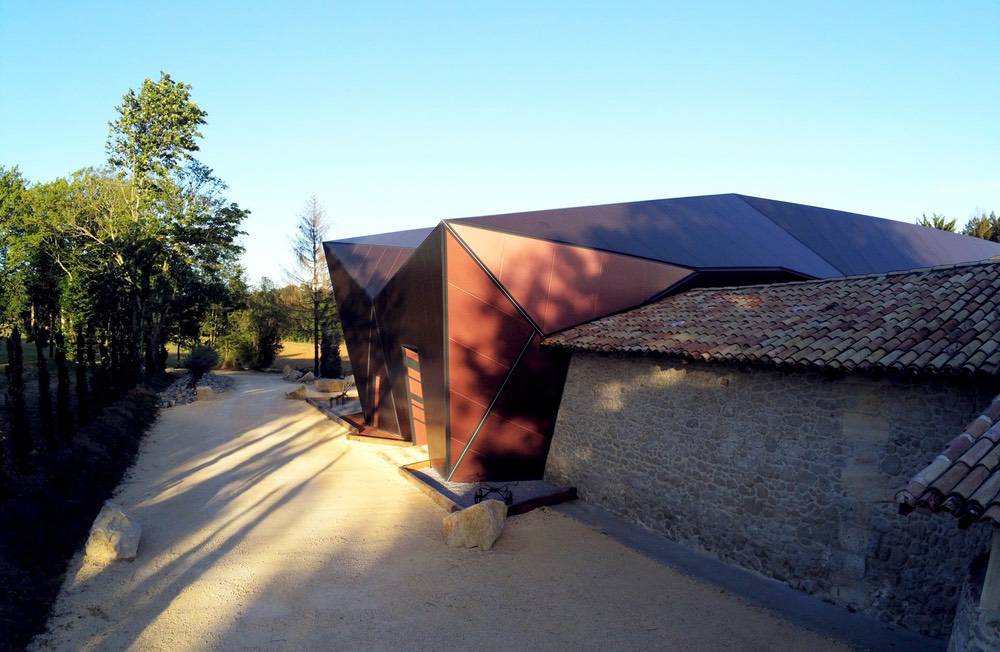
top-left (450, 223), bottom-right (692, 334)
top-left (445, 231), bottom-right (539, 459)
top-left (593, 251), bottom-right (692, 323)
top-left (324, 245), bottom-right (379, 425)
top-left (325, 242), bottom-right (420, 298)
top-left (470, 412), bottom-right (548, 460)
top-left (370, 227), bottom-right (448, 460)
top-left (447, 340), bottom-right (509, 409)
top-left (448, 392), bottom-right (483, 446)
top-left (450, 335), bottom-right (571, 481)
top-left (446, 285), bottom-right (533, 362)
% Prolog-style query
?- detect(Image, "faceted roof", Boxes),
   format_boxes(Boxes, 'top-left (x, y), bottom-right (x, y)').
top-left (324, 194), bottom-right (1000, 299)
top-left (449, 194), bottom-right (1000, 277)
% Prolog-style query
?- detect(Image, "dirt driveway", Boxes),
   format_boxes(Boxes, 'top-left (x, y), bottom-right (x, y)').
top-left (31, 372), bottom-right (849, 651)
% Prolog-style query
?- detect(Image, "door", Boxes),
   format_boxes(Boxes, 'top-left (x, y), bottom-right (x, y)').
top-left (402, 346), bottom-right (427, 444)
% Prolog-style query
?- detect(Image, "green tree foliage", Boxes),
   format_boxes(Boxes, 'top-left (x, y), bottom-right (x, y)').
top-left (0, 73), bottom-right (248, 468)
top-left (319, 322), bottom-right (343, 378)
top-left (106, 72), bottom-right (207, 188)
top-left (916, 211), bottom-right (999, 242)
top-left (219, 279), bottom-right (287, 370)
top-left (916, 213), bottom-right (956, 232)
top-left (183, 344), bottom-right (220, 381)
top-left (962, 211), bottom-right (1000, 242)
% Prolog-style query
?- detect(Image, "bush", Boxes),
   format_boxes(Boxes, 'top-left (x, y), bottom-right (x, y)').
top-left (183, 344), bottom-right (219, 380)
top-left (217, 307), bottom-right (283, 371)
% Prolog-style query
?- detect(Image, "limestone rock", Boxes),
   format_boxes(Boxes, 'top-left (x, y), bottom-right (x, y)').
top-left (285, 384), bottom-right (307, 400)
top-left (315, 377), bottom-right (347, 392)
top-left (300, 371), bottom-right (315, 382)
top-left (85, 502), bottom-right (141, 562)
top-left (196, 385), bottom-right (216, 401)
top-left (442, 500), bottom-right (507, 550)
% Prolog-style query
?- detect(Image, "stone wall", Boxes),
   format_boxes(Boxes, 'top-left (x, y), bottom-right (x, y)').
top-left (948, 553), bottom-right (1000, 652)
top-left (544, 353), bottom-right (999, 638)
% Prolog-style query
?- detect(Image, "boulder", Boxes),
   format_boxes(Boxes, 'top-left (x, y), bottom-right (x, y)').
top-left (85, 502), bottom-right (141, 562)
top-left (315, 377), bottom-right (347, 392)
top-left (300, 371), bottom-right (315, 382)
top-left (282, 364), bottom-right (293, 377)
top-left (196, 385), bottom-right (216, 401)
top-left (285, 384), bottom-right (308, 400)
top-left (442, 500), bottom-right (507, 550)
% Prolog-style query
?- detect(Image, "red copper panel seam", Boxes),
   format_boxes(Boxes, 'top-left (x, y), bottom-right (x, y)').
top-left (447, 333), bottom-right (535, 481)
top-left (443, 223), bottom-right (543, 336)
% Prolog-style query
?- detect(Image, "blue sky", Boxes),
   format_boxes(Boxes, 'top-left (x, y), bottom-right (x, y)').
top-left (2, 1), bottom-right (999, 284)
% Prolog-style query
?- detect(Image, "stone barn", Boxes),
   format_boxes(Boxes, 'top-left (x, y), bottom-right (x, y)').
top-left (543, 261), bottom-right (1000, 639)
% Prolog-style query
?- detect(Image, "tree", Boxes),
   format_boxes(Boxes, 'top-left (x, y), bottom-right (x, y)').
top-left (916, 213), bottom-right (956, 232)
top-left (963, 212), bottom-right (1000, 242)
top-left (4, 327), bottom-right (29, 470)
top-left (319, 320), bottom-right (343, 378)
top-left (106, 72), bottom-right (207, 189)
top-left (289, 197), bottom-right (336, 376)
top-left (218, 278), bottom-right (287, 370)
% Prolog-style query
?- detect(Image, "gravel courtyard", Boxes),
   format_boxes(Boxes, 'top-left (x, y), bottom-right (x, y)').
top-left (31, 372), bottom-right (850, 651)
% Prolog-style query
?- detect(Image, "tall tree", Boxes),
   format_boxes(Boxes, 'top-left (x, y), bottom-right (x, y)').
top-left (290, 197), bottom-right (334, 376)
top-left (106, 72), bottom-right (207, 190)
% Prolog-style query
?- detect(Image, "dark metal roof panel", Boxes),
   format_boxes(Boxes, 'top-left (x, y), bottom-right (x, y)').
top-left (739, 195), bottom-right (1000, 275)
top-left (330, 227), bottom-right (433, 248)
top-left (323, 242), bottom-right (417, 298)
top-left (449, 194), bottom-right (842, 277)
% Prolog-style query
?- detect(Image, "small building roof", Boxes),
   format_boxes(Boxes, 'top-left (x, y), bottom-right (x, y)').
top-left (544, 259), bottom-right (1000, 377)
top-left (898, 395), bottom-right (1000, 527)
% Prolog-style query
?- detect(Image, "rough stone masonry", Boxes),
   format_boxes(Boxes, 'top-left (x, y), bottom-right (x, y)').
top-left (544, 353), bottom-right (999, 638)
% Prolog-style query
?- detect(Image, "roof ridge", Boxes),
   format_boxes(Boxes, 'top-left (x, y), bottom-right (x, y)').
top-left (734, 194), bottom-right (845, 276)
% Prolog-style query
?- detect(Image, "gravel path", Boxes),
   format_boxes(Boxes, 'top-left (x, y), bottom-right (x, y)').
top-left (31, 372), bottom-right (851, 651)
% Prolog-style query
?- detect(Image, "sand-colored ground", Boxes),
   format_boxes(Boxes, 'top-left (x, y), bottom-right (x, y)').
top-left (32, 372), bottom-right (850, 651)
top-left (271, 340), bottom-right (351, 374)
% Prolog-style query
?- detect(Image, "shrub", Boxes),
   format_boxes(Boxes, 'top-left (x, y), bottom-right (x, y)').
top-left (183, 344), bottom-right (219, 380)
top-left (217, 307), bottom-right (283, 371)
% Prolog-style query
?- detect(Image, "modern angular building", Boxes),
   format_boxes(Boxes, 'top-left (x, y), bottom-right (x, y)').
top-left (324, 193), bottom-right (1000, 482)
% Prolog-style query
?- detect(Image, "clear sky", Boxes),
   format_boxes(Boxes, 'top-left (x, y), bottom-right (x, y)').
top-left (2, 1), bottom-right (999, 284)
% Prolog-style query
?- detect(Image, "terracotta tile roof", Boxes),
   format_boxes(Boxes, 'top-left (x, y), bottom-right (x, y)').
top-left (897, 394), bottom-right (1000, 527)
top-left (544, 260), bottom-right (1000, 377)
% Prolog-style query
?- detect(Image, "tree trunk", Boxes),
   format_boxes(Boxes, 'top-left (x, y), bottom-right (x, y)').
top-left (313, 294), bottom-right (320, 376)
top-left (75, 322), bottom-right (90, 425)
top-left (5, 327), bottom-right (30, 471)
top-left (35, 329), bottom-right (53, 445)
top-left (54, 332), bottom-right (72, 436)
